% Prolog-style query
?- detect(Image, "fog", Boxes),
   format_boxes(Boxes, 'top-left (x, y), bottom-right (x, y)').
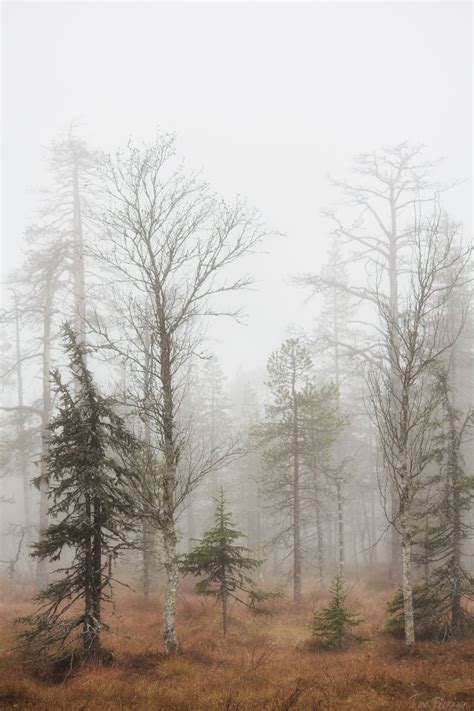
top-left (1, 2), bottom-right (473, 705)
top-left (3, 1), bottom-right (471, 374)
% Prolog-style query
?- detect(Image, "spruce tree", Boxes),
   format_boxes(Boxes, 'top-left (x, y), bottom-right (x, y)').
top-left (385, 582), bottom-right (442, 641)
top-left (312, 574), bottom-right (363, 649)
top-left (181, 489), bottom-right (264, 635)
top-left (19, 325), bottom-right (138, 663)
top-left (411, 370), bottom-right (474, 639)
top-left (429, 372), bottom-right (474, 638)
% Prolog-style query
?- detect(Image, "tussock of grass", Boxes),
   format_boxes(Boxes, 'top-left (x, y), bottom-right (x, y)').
top-left (0, 581), bottom-right (473, 710)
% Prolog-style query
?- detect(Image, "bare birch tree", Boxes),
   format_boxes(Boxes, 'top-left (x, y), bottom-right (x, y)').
top-left (367, 212), bottom-right (470, 646)
top-left (299, 144), bottom-right (445, 580)
top-left (93, 133), bottom-right (266, 652)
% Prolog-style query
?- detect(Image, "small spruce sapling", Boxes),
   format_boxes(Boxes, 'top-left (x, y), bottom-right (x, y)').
top-left (181, 489), bottom-right (274, 634)
top-left (312, 574), bottom-right (363, 649)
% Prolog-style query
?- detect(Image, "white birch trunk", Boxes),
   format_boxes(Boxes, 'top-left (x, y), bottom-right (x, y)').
top-left (163, 524), bottom-right (179, 653)
top-left (400, 508), bottom-right (415, 646)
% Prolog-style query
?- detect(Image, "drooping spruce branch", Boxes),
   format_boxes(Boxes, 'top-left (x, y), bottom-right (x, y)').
top-left (18, 324), bottom-right (139, 663)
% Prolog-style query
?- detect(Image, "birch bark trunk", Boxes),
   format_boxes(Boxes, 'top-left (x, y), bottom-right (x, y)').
top-left (163, 524), bottom-right (179, 652)
top-left (400, 505), bottom-right (415, 646)
top-left (160, 319), bottom-right (180, 653)
top-left (388, 185), bottom-right (402, 584)
top-left (142, 327), bottom-right (153, 600)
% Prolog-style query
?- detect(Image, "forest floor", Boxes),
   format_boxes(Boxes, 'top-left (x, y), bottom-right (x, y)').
top-left (0, 576), bottom-right (473, 710)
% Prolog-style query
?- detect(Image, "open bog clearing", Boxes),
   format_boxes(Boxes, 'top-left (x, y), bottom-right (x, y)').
top-left (1, 582), bottom-right (473, 711)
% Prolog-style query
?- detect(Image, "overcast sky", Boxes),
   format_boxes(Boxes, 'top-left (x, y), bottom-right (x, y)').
top-left (2, 1), bottom-right (472, 377)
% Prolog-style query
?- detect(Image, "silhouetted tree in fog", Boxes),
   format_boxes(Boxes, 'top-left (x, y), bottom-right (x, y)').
top-left (257, 339), bottom-right (342, 600)
top-left (422, 368), bottom-right (474, 638)
top-left (300, 144), bottom-right (447, 582)
top-left (257, 339), bottom-right (312, 603)
top-left (93, 133), bottom-right (266, 652)
top-left (20, 326), bottom-right (138, 662)
top-left (367, 212), bottom-right (470, 646)
top-left (13, 229), bottom-right (70, 590)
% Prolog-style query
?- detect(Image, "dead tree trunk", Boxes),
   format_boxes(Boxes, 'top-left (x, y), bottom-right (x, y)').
top-left (36, 283), bottom-right (53, 591)
top-left (315, 495), bottom-right (325, 587)
top-left (13, 296), bottom-right (31, 545)
top-left (72, 149), bottom-right (87, 347)
top-left (335, 475), bottom-right (344, 574)
top-left (332, 308), bottom-right (346, 577)
top-left (441, 376), bottom-right (465, 635)
top-left (292, 373), bottom-right (302, 604)
top-left (186, 498), bottom-right (196, 553)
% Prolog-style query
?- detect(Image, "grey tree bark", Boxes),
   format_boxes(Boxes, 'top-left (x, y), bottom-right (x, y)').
top-left (72, 149), bottom-right (87, 346)
top-left (291, 368), bottom-right (302, 603)
top-left (13, 294), bottom-right (31, 540)
top-left (36, 282), bottom-right (53, 591)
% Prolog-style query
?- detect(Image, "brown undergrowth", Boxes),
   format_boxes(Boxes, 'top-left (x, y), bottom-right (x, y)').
top-left (0, 577), bottom-right (472, 710)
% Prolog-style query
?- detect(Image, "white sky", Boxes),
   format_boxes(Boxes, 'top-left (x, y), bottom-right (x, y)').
top-left (2, 1), bottom-right (472, 376)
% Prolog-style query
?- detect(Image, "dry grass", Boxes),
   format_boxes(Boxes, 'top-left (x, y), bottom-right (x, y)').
top-left (0, 578), bottom-right (473, 710)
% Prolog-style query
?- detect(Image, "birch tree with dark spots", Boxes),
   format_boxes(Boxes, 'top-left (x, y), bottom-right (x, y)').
top-left (367, 213), bottom-right (471, 647)
top-left (93, 133), bottom-right (266, 653)
top-left (299, 145), bottom-right (447, 582)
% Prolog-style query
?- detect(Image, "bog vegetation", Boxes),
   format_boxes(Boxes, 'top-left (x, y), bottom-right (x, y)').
top-left (0, 132), bottom-right (473, 709)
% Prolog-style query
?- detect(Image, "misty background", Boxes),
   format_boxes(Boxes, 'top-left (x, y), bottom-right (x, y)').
top-left (0, 1), bottom-right (473, 683)
top-left (3, 1), bottom-right (472, 377)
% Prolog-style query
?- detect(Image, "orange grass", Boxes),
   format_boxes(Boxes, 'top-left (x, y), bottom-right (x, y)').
top-left (0, 579), bottom-right (473, 710)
